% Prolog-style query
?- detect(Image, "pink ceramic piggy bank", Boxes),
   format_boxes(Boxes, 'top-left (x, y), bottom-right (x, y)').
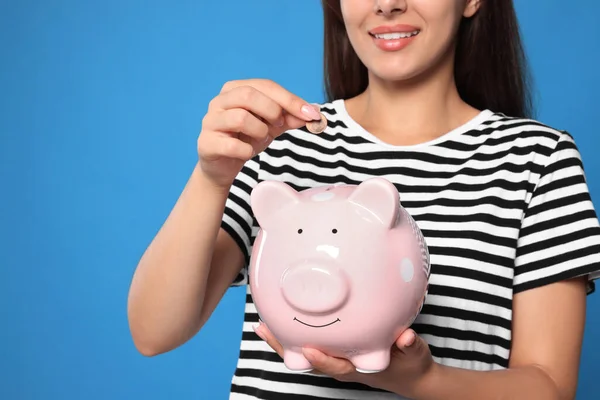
top-left (249, 177), bottom-right (430, 373)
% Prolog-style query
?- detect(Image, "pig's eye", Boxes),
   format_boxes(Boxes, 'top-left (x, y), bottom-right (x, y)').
top-left (297, 229), bottom-right (303, 234)
top-left (332, 229), bottom-right (338, 234)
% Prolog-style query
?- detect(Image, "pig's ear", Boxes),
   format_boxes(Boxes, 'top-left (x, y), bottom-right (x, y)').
top-left (250, 180), bottom-right (299, 228)
top-left (348, 178), bottom-right (399, 227)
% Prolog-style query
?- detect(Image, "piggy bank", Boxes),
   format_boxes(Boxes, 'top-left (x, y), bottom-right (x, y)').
top-left (248, 177), bottom-right (430, 373)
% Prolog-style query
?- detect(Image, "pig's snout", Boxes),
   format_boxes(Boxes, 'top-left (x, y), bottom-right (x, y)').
top-left (280, 263), bottom-right (349, 314)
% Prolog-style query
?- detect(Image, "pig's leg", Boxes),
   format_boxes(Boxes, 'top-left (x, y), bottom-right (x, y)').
top-left (282, 348), bottom-right (313, 372)
top-left (351, 349), bottom-right (391, 373)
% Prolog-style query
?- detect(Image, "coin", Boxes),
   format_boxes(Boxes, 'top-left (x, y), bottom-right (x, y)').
top-left (306, 112), bottom-right (328, 134)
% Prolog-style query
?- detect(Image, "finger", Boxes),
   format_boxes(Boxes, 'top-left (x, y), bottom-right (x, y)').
top-left (207, 134), bottom-right (254, 161)
top-left (253, 323), bottom-right (284, 357)
top-left (280, 110), bottom-right (311, 132)
top-left (397, 329), bottom-right (417, 348)
top-left (210, 108), bottom-right (270, 142)
top-left (198, 130), bottom-right (250, 162)
top-left (395, 328), bottom-right (429, 358)
top-left (391, 328), bottom-right (417, 356)
top-left (302, 348), bottom-right (356, 377)
top-left (219, 79), bottom-right (322, 122)
top-left (211, 86), bottom-right (286, 128)
top-left (283, 104), bottom-right (323, 131)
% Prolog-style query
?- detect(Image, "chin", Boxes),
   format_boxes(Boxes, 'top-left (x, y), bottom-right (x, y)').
top-left (355, 38), bottom-right (454, 85)
top-left (368, 63), bottom-right (429, 85)
top-left (366, 48), bottom-right (453, 85)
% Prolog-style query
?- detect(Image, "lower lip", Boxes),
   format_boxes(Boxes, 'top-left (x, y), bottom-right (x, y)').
top-left (371, 33), bottom-right (419, 51)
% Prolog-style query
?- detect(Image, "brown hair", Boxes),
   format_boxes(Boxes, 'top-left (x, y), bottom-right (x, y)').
top-left (321, 0), bottom-right (534, 118)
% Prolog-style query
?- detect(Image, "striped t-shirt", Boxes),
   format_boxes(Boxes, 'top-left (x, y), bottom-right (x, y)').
top-left (220, 99), bottom-right (600, 400)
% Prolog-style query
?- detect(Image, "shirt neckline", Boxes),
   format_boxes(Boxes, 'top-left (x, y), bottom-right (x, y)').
top-left (331, 99), bottom-right (495, 150)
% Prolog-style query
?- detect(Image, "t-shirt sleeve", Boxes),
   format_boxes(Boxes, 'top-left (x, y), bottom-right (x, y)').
top-left (221, 156), bottom-right (260, 287)
top-left (514, 131), bottom-right (600, 295)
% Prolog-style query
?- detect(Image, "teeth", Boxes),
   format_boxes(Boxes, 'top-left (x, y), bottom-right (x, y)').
top-left (374, 31), bottom-right (419, 39)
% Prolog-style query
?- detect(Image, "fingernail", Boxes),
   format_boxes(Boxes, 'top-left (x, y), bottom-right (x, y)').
top-left (274, 116), bottom-right (284, 127)
top-left (253, 324), bottom-right (267, 342)
top-left (301, 104), bottom-right (321, 121)
top-left (405, 331), bottom-right (416, 347)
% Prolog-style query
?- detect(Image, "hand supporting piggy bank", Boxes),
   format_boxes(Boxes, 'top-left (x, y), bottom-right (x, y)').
top-left (249, 177), bottom-right (430, 373)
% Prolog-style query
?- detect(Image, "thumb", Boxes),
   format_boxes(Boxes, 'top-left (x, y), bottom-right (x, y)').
top-left (282, 103), bottom-right (324, 132)
top-left (396, 329), bottom-right (417, 350)
top-left (273, 103), bottom-right (325, 137)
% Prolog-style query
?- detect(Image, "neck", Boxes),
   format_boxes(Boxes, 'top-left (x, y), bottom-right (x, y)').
top-left (346, 55), bottom-right (481, 146)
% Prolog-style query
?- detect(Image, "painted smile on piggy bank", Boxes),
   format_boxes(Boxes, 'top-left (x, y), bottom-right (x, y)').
top-left (293, 317), bottom-right (340, 328)
top-left (248, 177), bottom-right (430, 373)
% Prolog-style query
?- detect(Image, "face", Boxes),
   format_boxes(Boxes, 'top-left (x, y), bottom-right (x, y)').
top-left (340, 0), bottom-right (481, 82)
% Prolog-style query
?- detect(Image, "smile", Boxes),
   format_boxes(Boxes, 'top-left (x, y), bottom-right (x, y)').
top-left (368, 28), bottom-right (420, 52)
top-left (293, 317), bottom-right (340, 328)
top-left (371, 30), bottom-right (420, 39)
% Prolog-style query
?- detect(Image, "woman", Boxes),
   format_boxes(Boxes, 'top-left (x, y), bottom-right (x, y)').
top-left (127, 0), bottom-right (600, 399)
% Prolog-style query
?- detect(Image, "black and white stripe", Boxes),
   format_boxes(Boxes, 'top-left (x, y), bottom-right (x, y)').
top-left (221, 99), bottom-right (600, 399)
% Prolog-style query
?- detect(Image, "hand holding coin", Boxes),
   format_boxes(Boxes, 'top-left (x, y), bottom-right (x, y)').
top-left (196, 78), bottom-right (322, 189)
top-left (305, 105), bottom-right (328, 134)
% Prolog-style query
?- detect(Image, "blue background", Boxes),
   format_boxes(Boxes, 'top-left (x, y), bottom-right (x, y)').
top-left (1, 0), bottom-right (598, 399)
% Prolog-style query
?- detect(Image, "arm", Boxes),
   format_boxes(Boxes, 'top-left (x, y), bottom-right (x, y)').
top-left (409, 276), bottom-right (587, 400)
top-left (127, 164), bottom-right (244, 356)
top-left (126, 79), bottom-right (319, 357)
top-left (408, 132), bottom-right (598, 399)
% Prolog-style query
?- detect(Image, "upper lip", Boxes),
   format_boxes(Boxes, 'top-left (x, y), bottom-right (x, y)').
top-left (369, 24), bottom-right (420, 35)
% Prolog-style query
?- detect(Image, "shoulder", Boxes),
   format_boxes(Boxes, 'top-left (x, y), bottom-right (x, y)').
top-left (480, 111), bottom-right (575, 149)
top-left (470, 111), bottom-right (583, 170)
